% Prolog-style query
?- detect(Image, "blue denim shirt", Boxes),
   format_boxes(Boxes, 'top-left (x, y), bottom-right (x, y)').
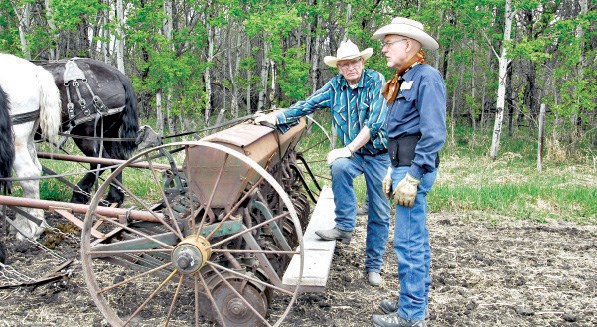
top-left (385, 64), bottom-right (447, 179)
top-left (275, 69), bottom-right (388, 155)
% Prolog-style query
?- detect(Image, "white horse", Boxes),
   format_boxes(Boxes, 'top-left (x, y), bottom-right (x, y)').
top-left (0, 53), bottom-right (62, 240)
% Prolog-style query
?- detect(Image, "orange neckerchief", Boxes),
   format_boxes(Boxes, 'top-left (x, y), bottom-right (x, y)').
top-left (382, 50), bottom-right (426, 104)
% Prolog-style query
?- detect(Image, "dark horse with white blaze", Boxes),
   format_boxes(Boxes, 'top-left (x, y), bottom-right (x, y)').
top-left (41, 58), bottom-right (139, 206)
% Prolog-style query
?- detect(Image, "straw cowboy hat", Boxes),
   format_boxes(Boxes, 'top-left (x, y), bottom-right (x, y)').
top-left (324, 39), bottom-right (373, 67)
top-left (373, 17), bottom-right (439, 50)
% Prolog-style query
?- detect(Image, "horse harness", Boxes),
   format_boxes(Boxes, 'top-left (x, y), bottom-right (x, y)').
top-left (62, 59), bottom-right (125, 134)
top-left (8, 59), bottom-right (125, 133)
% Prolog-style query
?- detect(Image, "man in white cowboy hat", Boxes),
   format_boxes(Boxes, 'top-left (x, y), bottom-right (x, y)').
top-left (255, 39), bottom-right (391, 287)
top-left (370, 17), bottom-right (447, 327)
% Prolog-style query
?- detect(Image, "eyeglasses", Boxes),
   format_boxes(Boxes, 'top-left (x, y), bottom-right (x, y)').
top-left (337, 58), bottom-right (362, 69)
top-left (381, 39), bottom-right (407, 48)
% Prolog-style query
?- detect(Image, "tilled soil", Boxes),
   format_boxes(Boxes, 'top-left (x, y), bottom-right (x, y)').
top-left (1, 212), bottom-right (595, 327)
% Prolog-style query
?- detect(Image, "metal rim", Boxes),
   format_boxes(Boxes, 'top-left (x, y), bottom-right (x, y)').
top-left (80, 140), bottom-right (304, 327)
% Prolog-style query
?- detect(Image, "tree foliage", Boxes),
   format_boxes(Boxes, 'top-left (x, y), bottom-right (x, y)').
top-left (0, 0), bottom-right (593, 154)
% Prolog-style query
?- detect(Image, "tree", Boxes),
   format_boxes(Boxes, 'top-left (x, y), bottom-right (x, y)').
top-left (490, 0), bottom-right (515, 160)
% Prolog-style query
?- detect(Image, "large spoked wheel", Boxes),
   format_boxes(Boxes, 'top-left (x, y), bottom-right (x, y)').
top-left (293, 115), bottom-right (333, 202)
top-left (81, 141), bottom-right (304, 327)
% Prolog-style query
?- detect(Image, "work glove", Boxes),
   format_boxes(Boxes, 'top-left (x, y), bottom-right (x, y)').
top-left (254, 112), bottom-right (278, 126)
top-left (326, 146), bottom-right (353, 165)
top-left (393, 173), bottom-right (421, 207)
top-left (382, 167), bottom-right (393, 199)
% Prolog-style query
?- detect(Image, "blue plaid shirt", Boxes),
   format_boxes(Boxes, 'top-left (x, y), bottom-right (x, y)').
top-left (275, 69), bottom-right (388, 155)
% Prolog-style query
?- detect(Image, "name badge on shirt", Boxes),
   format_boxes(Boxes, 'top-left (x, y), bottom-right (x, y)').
top-left (400, 81), bottom-right (413, 90)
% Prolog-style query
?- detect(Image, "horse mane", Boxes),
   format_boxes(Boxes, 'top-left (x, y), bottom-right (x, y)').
top-left (0, 85), bottom-right (14, 193)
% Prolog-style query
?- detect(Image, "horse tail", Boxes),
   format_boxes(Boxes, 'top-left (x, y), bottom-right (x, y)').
top-left (0, 85), bottom-right (14, 193)
top-left (117, 73), bottom-right (139, 158)
top-left (36, 66), bottom-right (62, 140)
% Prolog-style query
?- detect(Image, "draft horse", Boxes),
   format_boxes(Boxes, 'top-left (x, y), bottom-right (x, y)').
top-left (41, 58), bottom-right (139, 207)
top-left (0, 53), bottom-right (62, 240)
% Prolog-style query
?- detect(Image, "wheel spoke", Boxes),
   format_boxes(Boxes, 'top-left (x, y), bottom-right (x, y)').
top-left (197, 153), bottom-right (228, 233)
top-left (164, 274), bottom-right (185, 327)
top-left (212, 248), bottom-right (299, 255)
top-left (186, 151), bottom-right (197, 233)
top-left (88, 248), bottom-right (172, 255)
top-left (145, 154), bottom-right (185, 239)
top-left (123, 269), bottom-right (178, 326)
top-left (112, 178), bottom-right (183, 239)
top-left (95, 217), bottom-right (175, 249)
top-left (97, 262), bottom-right (173, 295)
top-left (198, 272), bottom-right (226, 326)
top-left (210, 212), bottom-right (289, 248)
top-left (204, 176), bottom-right (265, 241)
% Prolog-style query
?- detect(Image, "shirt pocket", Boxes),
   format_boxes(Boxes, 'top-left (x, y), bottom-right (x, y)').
top-left (396, 88), bottom-right (415, 102)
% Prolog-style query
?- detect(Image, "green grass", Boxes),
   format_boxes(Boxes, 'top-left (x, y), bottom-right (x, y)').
top-left (432, 124), bottom-right (595, 224)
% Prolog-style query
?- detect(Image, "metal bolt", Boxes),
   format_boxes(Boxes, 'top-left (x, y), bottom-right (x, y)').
top-left (177, 254), bottom-right (191, 270)
top-left (228, 298), bottom-right (246, 316)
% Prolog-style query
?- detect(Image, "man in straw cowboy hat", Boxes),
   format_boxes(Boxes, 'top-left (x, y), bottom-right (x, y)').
top-left (255, 39), bottom-right (391, 286)
top-left (370, 17), bottom-right (447, 327)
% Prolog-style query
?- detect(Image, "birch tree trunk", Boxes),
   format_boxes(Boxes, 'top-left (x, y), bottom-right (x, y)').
top-left (164, 0), bottom-right (175, 135)
top-left (343, 4), bottom-right (352, 41)
top-left (573, 0), bottom-right (588, 140)
top-left (245, 41), bottom-right (252, 114)
top-left (490, 0), bottom-right (514, 160)
top-left (115, 0), bottom-right (125, 73)
top-left (257, 39), bottom-right (270, 111)
top-left (44, 0), bottom-right (58, 60)
top-left (156, 91), bottom-right (164, 134)
top-left (268, 60), bottom-right (276, 106)
top-left (227, 25), bottom-right (240, 118)
top-left (204, 22), bottom-right (214, 124)
top-left (470, 42), bottom-right (476, 130)
top-left (12, 2), bottom-right (31, 59)
top-left (310, 11), bottom-right (322, 94)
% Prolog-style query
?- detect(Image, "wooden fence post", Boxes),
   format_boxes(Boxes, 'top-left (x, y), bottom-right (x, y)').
top-left (537, 103), bottom-right (546, 171)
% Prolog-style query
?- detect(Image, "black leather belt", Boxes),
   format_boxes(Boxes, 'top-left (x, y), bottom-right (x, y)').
top-left (361, 149), bottom-right (388, 156)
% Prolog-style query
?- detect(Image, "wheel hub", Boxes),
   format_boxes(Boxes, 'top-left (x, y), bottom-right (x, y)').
top-left (171, 236), bottom-right (212, 274)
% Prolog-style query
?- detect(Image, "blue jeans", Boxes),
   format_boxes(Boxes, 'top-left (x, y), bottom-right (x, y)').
top-left (330, 152), bottom-right (391, 272)
top-left (391, 166), bottom-right (437, 321)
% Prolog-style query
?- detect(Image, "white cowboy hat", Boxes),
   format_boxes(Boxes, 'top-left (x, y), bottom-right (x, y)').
top-left (323, 39), bottom-right (373, 67)
top-left (372, 17), bottom-right (439, 50)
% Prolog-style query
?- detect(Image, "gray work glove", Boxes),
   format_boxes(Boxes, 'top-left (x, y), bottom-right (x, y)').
top-left (326, 146), bottom-right (353, 165)
top-left (254, 112), bottom-right (278, 126)
top-left (393, 173), bottom-right (421, 207)
top-left (382, 167), bottom-right (393, 199)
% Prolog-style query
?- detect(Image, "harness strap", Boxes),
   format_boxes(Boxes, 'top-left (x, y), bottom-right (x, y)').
top-left (10, 109), bottom-right (40, 125)
top-left (82, 82), bottom-right (108, 114)
top-left (61, 59), bottom-right (124, 131)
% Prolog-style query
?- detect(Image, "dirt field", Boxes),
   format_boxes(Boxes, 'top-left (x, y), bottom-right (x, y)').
top-left (1, 211), bottom-right (595, 326)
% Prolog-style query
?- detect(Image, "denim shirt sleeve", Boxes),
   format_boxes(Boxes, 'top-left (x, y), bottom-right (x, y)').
top-left (275, 81), bottom-right (333, 133)
top-left (365, 72), bottom-right (387, 141)
top-left (408, 71), bottom-right (447, 179)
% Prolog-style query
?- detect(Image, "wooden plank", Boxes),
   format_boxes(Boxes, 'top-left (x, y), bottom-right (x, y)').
top-left (282, 186), bottom-right (336, 292)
